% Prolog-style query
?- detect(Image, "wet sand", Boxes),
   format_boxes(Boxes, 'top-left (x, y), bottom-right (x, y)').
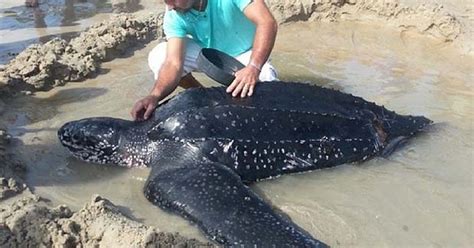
top-left (0, 0), bottom-right (473, 247)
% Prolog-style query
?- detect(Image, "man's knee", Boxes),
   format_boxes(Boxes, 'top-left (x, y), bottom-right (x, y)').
top-left (148, 42), bottom-right (167, 80)
top-left (259, 63), bottom-right (278, 81)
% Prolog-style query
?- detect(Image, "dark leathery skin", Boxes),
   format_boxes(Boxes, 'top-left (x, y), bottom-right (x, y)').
top-left (58, 81), bottom-right (432, 247)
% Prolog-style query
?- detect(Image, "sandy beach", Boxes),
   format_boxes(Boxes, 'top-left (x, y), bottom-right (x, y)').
top-left (0, 0), bottom-right (472, 247)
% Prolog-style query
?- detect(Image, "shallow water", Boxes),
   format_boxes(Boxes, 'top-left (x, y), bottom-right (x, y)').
top-left (269, 22), bottom-right (473, 247)
top-left (0, 0), bottom-right (163, 64)
top-left (2, 17), bottom-right (473, 248)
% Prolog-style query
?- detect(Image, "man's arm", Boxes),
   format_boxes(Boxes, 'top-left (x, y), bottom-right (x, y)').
top-left (131, 38), bottom-right (186, 121)
top-left (226, 0), bottom-right (278, 98)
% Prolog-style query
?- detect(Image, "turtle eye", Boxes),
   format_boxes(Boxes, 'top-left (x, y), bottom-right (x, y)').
top-left (72, 134), bottom-right (80, 142)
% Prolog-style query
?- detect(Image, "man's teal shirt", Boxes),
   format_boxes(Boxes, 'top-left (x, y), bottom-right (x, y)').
top-left (163, 0), bottom-right (256, 57)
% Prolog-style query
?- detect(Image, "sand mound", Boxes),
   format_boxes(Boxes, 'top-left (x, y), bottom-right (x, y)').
top-left (268, 0), bottom-right (466, 43)
top-left (0, 195), bottom-right (213, 247)
top-left (0, 13), bottom-right (163, 95)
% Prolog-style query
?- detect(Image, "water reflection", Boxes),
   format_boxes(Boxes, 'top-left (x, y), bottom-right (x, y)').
top-left (25, 0), bottom-right (39, 8)
top-left (2, 0), bottom-right (102, 30)
top-left (4, 0), bottom-right (144, 30)
top-left (31, 5), bottom-right (46, 28)
top-left (0, 0), bottom-right (143, 64)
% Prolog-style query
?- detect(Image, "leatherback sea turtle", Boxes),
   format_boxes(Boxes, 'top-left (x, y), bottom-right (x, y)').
top-left (58, 81), bottom-right (431, 247)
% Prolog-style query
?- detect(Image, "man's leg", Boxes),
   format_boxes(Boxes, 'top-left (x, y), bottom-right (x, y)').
top-left (148, 39), bottom-right (203, 89)
top-left (235, 50), bottom-right (278, 82)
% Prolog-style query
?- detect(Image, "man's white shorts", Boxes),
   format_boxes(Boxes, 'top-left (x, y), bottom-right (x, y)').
top-left (148, 39), bottom-right (278, 82)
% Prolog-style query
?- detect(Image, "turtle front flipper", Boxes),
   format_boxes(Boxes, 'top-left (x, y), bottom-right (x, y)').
top-left (144, 158), bottom-right (328, 247)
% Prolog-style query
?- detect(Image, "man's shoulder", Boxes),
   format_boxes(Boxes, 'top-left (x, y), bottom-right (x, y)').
top-left (164, 9), bottom-right (189, 29)
top-left (164, 9), bottom-right (182, 21)
top-left (207, 0), bottom-right (252, 12)
top-left (163, 9), bottom-right (188, 38)
top-left (225, 0), bottom-right (252, 11)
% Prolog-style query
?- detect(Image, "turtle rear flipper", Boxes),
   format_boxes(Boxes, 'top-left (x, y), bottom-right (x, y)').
top-left (380, 115), bottom-right (433, 156)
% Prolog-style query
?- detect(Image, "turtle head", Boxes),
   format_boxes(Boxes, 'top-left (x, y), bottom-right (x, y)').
top-left (58, 117), bottom-right (124, 164)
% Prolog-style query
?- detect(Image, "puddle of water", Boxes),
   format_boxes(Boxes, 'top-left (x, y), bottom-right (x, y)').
top-left (3, 20), bottom-right (474, 246)
top-left (0, 0), bottom-right (164, 64)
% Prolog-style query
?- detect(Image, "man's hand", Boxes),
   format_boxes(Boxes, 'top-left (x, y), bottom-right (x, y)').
top-left (131, 95), bottom-right (160, 121)
top-left (226, 65), bottom-right (260, 98)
